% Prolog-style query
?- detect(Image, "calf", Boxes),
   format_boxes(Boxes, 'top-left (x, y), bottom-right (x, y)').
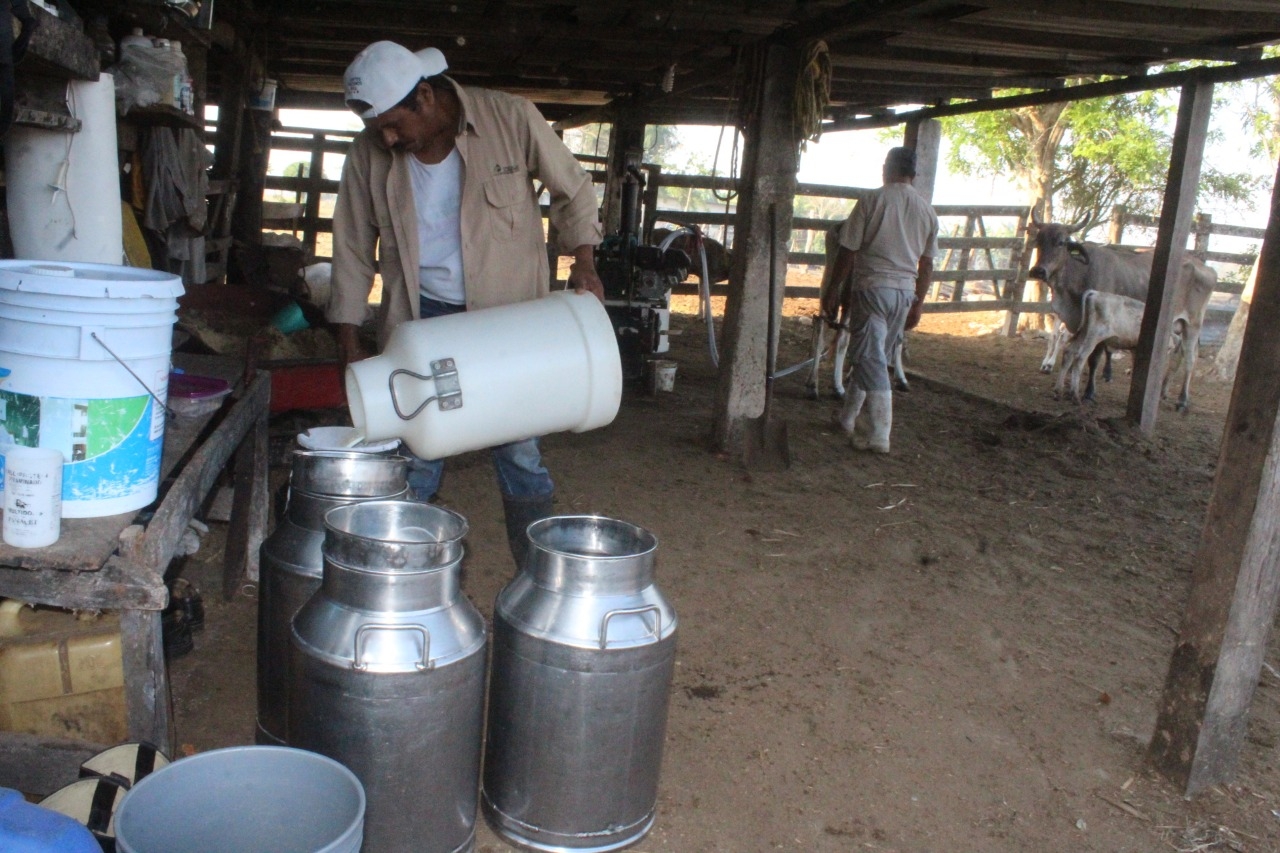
top-left (805, 224), bottom-right (907, 399)
top-left (1054, 289), bottom-right (1194, 406)
top-left (1054, 291), bottom-right (1143, 404)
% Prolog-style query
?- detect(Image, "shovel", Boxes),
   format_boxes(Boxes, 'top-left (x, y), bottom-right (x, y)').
top-left (743, 204), bottom-right (792, 471)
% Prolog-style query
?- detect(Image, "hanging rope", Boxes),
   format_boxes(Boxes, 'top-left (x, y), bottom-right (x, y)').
top-left (793, 40), bottom-right (830, 151)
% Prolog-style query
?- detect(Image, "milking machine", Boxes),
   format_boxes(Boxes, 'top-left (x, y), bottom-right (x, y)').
top-left (595, 167), bottom-right (690, 381)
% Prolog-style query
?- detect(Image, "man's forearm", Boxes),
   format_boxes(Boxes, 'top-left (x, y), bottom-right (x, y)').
top-left (915, 258), bottom-right (934, 301)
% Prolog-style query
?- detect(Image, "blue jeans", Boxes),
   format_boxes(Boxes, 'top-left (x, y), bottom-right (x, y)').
top-left (405, 297), bottom-right (555, 502)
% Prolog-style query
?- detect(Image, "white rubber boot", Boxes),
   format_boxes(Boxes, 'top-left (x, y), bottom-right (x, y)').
top-left (837, 388), bottom-right (867, 435)
top-left (852, 390), bottom-right (892, 454)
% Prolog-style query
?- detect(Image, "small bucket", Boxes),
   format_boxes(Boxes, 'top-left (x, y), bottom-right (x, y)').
top-left (647, 358), bottom-right (677, 394)
top-left (114, 746), bottom-right (365, 853)
top-left (249, 78), bottom-right (277, 111)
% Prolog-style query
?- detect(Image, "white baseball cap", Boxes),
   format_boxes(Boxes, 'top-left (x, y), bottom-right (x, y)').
top-left (343, 41), bottom-right (449, 119)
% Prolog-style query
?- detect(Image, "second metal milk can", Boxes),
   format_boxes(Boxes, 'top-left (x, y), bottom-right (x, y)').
top-left (290, 500), bottom-right (487, 853)
top-left (482, 515), bottom-right (678, 852)
top-left (256, 450), bottom-right (408, 746)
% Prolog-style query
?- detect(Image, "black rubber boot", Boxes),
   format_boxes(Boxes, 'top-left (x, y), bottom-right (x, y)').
top-left (502, 493), bottom-right (555, 571)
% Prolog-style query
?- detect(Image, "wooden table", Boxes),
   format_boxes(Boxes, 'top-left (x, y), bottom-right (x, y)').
top-left (0, 356), bottom-right (270, 792)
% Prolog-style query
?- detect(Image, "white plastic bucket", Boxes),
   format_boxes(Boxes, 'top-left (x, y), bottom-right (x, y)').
top-left (114, 746), bottom-right (365, 853)
top-left (346, 291), bottom-right (622, 460)
top-left (0, 261), bottom-right (184, 518)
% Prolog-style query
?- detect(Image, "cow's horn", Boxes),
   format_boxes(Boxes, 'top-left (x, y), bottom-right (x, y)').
top-left (1067, 213), bottom-right (1090, 233)
top-left (1030, 207), bottom-right (1043, 227)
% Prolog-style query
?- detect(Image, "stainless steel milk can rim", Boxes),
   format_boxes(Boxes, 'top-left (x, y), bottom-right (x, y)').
top-left (323, 500), bottom-right (469, 571)
top-left (290, 449), bottom-right (410, 497)
top-left (527, 515), bottom-right (657, 560)
top-left (523, 515), bottom-right (658, 597)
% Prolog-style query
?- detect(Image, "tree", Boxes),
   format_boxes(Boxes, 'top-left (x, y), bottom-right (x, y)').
top-left (1238, 47), bottom-right (1280, 161)
top-left (943, 82), bottom-right (1259, 235)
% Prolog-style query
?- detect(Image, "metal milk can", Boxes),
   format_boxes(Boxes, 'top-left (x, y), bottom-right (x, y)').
top-left (256, 450), bottom-right (407, 746)
top-left (483, 515), bottom-right (677, 853)
top-left (290, 500), bottom-right (486, 853)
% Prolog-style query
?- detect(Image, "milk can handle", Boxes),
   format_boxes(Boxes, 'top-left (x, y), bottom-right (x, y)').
top-left (352, 623), bottom-right (433, 672)
top-left (599, 605), bottom-right (662, 649)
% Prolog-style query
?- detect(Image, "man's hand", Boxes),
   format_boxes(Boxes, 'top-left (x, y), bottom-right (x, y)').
top-left (569, 244), bottom-right (606, 302)
top-left (905, 298), bottom-right (924, 331)
top-left (335, 323), bottom-right (370, 372)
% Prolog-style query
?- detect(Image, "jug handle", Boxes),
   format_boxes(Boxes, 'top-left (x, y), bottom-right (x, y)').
top-left (352, 623), bottom-right (433, 672)
top-left (599, 605), bottom-right (662, 649)
top-left (388, 359), bottom-right (462, 420)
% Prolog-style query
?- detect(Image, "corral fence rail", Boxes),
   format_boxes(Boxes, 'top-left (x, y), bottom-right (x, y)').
top-left (252, 134), bottom-right (1254, 320)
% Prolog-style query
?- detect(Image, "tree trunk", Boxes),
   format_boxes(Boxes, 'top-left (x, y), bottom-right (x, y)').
top-left (1214, 262), bottom-right (1259, 382)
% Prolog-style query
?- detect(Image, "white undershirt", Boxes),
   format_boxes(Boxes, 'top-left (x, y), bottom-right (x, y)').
top-left (407, 148), bottom-right (465, 304)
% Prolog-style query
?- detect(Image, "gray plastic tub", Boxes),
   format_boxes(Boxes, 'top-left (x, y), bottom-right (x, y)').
top-left (114, 746), bottom-right (364, 853)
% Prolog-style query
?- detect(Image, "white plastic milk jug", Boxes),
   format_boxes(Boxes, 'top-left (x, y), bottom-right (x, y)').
top-left (345, 291), bottom-right (622, 461)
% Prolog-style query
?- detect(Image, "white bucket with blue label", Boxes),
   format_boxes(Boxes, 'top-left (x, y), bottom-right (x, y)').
top-left (0, 261), bottom-right (184, 518)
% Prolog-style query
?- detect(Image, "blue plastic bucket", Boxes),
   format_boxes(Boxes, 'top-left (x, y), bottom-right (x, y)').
top-left (0, 261), bottom-right (183, 517)
top-left (114, 746), bottom-right (365, 853)
top-left (0, 787), bottom-right (100, 852)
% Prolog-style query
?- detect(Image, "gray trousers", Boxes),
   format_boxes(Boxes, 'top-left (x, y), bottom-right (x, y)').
top-left (847, 287), bottom-right (913, 392)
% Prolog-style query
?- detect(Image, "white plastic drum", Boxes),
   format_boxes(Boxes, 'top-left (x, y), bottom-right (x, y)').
top-left (345, 291), bottom-right (622, 461)
top-left (0, 261), bottom-right (184, 518)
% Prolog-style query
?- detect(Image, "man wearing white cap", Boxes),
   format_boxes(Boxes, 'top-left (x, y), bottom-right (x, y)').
top-left (328, 40), bottom-right (604, 567)
top-left (822, 146), bottom-right (938, 454)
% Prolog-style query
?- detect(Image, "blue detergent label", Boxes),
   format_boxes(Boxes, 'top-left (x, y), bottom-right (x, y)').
top-left (0, 389), bottom-right (162, 504)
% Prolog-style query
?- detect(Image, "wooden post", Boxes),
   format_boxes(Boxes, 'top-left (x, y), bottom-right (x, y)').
top-left (951, 216), bottom-right (977, 302)
top-left (903, 118), bottom-right (941, 203)
top-left (1003, 209), bottom-right (1033, 336)
top-left (1125, 81), bottom-right (1213, 435)
top-left (302, 132), bottom-right (325, 252)
top-left (642, 163), bottom-right (662, 242)
top-left (1194, 212), bottom-right (1213, 256)
top-left (602, 108), bottom-right (645, 237)
top-left (1148, 153), bottom-right (1280, 796)
top-left (711, 42), bottom-right (800, 452)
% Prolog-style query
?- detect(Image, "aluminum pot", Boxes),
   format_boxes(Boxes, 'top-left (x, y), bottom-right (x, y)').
top-left (483, 515), bottom-right (677, 853)
top-left (290, 500), bottom-right (486, 853)
top-left (256, 450), bottom-right (408, 746)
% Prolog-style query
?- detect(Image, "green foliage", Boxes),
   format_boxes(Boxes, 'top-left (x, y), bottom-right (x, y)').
top-left (1236, 46), bottom-right (1280, 161)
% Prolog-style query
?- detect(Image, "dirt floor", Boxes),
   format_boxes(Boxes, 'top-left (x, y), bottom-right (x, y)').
top-left (168, 292), bottom-right (1280, 853)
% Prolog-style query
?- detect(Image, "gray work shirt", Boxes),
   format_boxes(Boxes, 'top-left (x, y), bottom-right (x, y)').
top-left (838, 182), bottom-right (939, 292)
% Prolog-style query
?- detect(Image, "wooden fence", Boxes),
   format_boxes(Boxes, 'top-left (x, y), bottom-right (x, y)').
top-left (252, 132), bottom-right (1255, 324)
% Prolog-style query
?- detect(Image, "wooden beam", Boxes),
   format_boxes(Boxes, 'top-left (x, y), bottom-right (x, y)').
top-left (711, 42), bottom-right (801, 453)
top-left (830, 55), bottom-right (1280, 131)
top-left (1148, 153), bottom-right (1280, 796)
top-left (1125, 81), bottom-right (1212, 434)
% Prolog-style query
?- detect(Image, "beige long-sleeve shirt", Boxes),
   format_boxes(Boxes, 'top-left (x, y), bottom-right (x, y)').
top-left (327, 80), bottom-right (603, 349)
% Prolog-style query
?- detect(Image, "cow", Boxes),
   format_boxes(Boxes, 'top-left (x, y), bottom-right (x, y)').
top-left (1027, 216), bottom-right (1217, 411)
top-left (652, 226), bottom-right (731, 283)
top-left (805, 224), bottom-right (907, 400)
